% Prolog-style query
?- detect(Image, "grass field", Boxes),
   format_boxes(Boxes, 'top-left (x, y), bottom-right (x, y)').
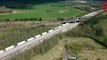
top-left (0, 21), bottom-right (59, 50)
top-left (98, 18), bottom-right (107, 34)
top-left (30, 40), bottom-right (63, 60)
top-left (67, 37), bottom-right (107, 60)
top-left (0, 3), bottom-right (86, 20)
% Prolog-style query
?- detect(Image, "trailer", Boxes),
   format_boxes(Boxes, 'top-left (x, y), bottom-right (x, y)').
top-left (27, 37), bottom-right (35, 42)
top-left (65, 23), bottom-right (69, 25)
top-left (48, 29), bottom-right (54, 32)
top-left (58, 26), bottom-right (62, 28)
top-left (17, 41), bottom-right (26, 46)
top-left (42, 32), bottom-right (47, 35)
top-left (35, 35), bottom-right (41, 38)
top-left (62, 24), bottom-right (66, 26)
top-left (5, 45), bottom-right (15, 51)
top-left (0, 50), bottom-right (4, 54)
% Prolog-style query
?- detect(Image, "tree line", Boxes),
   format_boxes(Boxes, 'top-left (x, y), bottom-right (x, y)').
top-left (0, 17), bottom-right (42, 22)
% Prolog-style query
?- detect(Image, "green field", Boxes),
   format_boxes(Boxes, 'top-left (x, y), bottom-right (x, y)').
top-left (0, 3), bottom-right (86, 20)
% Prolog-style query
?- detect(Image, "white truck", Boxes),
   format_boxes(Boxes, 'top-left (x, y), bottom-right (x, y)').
top-left (62, 24), bottom-right (66, 26)
top-left (0, 50), bottom-right (4, 54)
top-left (42, 32), bottom-right (47, 35)
top-left (65, 23), bottom-right (69, 25)
top-left (35, 35), bottom-right (41, 38)
top-left (5, 45), bottom-right (15, 51)
top-left (48, 29), bottom-right (54, 32)
top-left (58, 26), bottom-right (62, 28)
top-left (27, 37), bottom-right (35, 42)
top-left (17, 41), bottom-right (26, 46)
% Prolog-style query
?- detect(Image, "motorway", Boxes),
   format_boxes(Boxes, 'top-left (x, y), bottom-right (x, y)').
top-left (0, 10), bottom-right (102, 60)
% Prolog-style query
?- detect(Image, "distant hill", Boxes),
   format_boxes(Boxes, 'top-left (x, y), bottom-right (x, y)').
top-left (0, 0), bottom-right (103, 8)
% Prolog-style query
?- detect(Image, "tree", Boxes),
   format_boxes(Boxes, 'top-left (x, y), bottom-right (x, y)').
top-left (57, 18), bottom-right (64, 21)
top-left (93, 25), bottom-right (103, 36)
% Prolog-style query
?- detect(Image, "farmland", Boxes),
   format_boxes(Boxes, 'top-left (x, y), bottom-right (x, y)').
top-left (0, 3), bottom-right (86, 20)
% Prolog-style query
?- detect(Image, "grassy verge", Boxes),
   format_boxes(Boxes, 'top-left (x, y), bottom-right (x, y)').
top-left (30, 40), bottom-right (63, 60)
top-left (66, 37), bottom-right (107, 60)
top-left (0, 21), bottom-right (58, 50)
top-left (9, 33), bottom-right (64, 60)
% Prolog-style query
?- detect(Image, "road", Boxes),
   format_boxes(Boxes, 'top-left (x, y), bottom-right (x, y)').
top-left (0, 10), bottom-right (102, 60)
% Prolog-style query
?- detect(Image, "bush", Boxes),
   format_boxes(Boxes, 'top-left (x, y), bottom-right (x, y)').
top-left (93, 25), bottom-right (103, 36)
top-left (57, 18), bottom-right (64, 21)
